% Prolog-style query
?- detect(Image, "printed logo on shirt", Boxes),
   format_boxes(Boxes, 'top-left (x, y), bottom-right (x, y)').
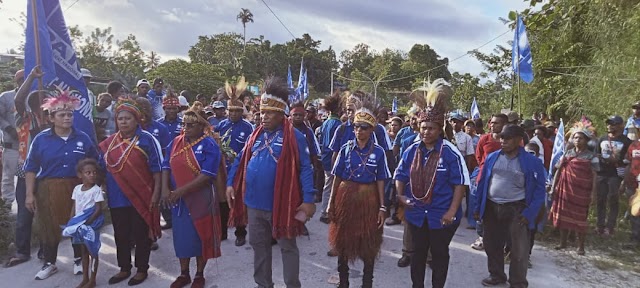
top-left (240, 132), bottom-right (245, 137)
top-left (73, 141), bottom-right (85, 154)
top-left (195, 144), bottom-right (204, 154)
top-left (437, 158), bottom-right (446, 171)
top-left (366, 153), bottom-right (378, 166)
top-left (632, 149), bottom-right (640, 158)
top-left (153, 128), bottom-right (159, 136)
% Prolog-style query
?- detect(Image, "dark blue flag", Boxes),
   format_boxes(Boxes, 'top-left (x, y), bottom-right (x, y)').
top-left (25, 0), bottom-right (96, 141)
top-left (512, 15), bottom-right (534, 83)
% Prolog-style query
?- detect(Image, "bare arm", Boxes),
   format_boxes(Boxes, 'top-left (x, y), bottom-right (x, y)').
top-left (442, 184), bottom-right (466, 225)
top-left (25, 172), bottom-right (37, 212)
top-left (86, 201), bottom-right (103, 224)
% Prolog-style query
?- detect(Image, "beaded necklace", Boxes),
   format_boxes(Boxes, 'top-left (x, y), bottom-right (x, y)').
top-left (346, 140), bottom-right (375, 180)
top-left (252, 130), bottom-right (281, 162)
top-left (409, 141), bottom-right (443, 202)
top-left (105, 132), bottom-right (140, 173)
top-left (170, 134), bottom-right (209, 174)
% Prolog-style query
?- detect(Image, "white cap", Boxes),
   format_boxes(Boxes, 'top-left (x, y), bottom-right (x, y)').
top-left (178, 96), bottom-right (189, 107)
top-left (137, 79), bottom-right (150, 87)
top-left (81, 68), bottom-right (92, 78)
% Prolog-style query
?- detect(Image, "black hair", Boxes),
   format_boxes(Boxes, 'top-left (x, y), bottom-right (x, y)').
top-left (76, 158), bottom-right (100, 174)
top-left (525, 142), bottom-right (540, 154)
top-left (324, 91), bottom-right (342, 114)
top-left (492, 113), bottom-right (508, 123)
top-left (290, 101), bottom-right (305, 110)
top-left (262, 76), bottom-right (289, 103)
top-left (106, 81), bottom-right (124, 95)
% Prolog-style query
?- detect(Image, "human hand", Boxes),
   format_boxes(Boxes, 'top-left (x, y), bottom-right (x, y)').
top-left (518, 215), bottom-right (529, 226)
top-left (225, 186), bottom-right (235, 209)
top-left (296, 203), bottom-right (316, 219)
top-left (377, 211), bottom-right (386, 229)
top-left (397, 195), bottom-right (415, 207)
top-left (25, 193), bottom-right (36, 213)
top-left (29, 65), bottom-right (44, 79)
top-left (441, 210), bottom-right (457, 226)
top-left (473, 212), bottom-right (480, 221)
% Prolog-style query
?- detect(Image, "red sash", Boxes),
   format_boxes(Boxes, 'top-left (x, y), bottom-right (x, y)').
top-left (230, 119), bottom-right (304, 239)
top-left (169, 135), bottom-right (221, 259)
top-left (99, 133), bottom-right (161, 240)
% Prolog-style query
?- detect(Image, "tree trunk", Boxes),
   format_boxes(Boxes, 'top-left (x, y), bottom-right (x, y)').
top-left (243, 23), bottom-right (246, 53)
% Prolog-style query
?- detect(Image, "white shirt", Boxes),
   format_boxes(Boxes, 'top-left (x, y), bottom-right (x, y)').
top-left (529, 136), bottom-right (545, 163)
top-left (454, 131), bottom-right (475, 156)
top-left (72, 184), bottom-right (104, 215)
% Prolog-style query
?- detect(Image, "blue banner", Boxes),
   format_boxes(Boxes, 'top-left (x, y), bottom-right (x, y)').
top-left (392, 97), bottom-right (398, 114)
top-left (471, 97), bottom-right (480, 119)
top-left (25, 0), bottom-right (95, 141)
top-left (512, 15), bottom-right (534, 83)
top-left (548, 119), bottom-right (564, 182)
top-left (295, 59), bottom-right (306, 102)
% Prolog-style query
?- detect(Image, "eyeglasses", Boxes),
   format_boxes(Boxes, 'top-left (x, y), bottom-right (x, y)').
top-left (354, 123), bottom-right (372, 130)
top-left (55, 112), bottom-right (74, 118)
top-left (527, 151), bottom-right (536, 155)
top-left (182, 122), bottom-right (199, 128)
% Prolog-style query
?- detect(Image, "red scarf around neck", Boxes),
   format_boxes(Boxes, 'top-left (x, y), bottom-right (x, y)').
top-left (229, 118), bottom-right (304, 239)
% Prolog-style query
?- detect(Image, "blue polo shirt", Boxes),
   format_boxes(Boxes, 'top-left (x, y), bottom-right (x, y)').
top-left (24, 128), bottom-right (99, 179)
top-left (227, 126), bottom-right (316, 211)
top-left (208, 116), bottom-right (227, 129)
top-left (394, 138), bottom-right (470, 229)
top-left (295, 125), bottom-right (321, 157)
top-left (320, 116), bottom-right (342, 171)
top-left (332, 139), bottom-right (391, 183)
top-left (215, 118), bottom-right (254, 156)
top-left (143, 120), bottom-right (171, 153)
top-left (146, 90), bottom-right (165, 121)
top-left (328, 121), bottom-right (390, 153)
top-left (162, 136), bottom-right (220, 187)
top-left (159, 116), bottom-right (182, 141)
top-left (103, 127), bottom-right (164, 208)
top-left (401, 133), bottom-right (420, 156)
top-left (394, 126), bottom-right (413, 147)
top-left (373, 123), bottom-right (393, 151)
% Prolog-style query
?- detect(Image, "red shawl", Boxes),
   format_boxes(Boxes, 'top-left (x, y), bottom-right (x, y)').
top-left (229, 119), bottom-right (304, 239)
top-left (169, 135), bottom-right (221, 259)
top-left (99, 133), bottom-right (161, 240)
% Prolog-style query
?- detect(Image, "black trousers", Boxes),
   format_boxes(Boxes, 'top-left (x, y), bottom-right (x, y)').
top-left (409, 219), bottom-right (458, 288)
top-left (483, 200), bottom-right (529, 288)
top-left (111, 206), bottom-right (151, 273)
top-left (219, 202), bottom-right (247, 239)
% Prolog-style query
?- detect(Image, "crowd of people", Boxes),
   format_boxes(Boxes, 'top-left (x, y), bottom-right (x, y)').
top-left (0, 65), bottom-right (639, 288)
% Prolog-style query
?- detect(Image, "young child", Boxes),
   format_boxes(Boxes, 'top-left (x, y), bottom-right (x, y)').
top-left (94, 93), bottom-right (113, 141)
top-left (63, 158), bottom-right (105, 288)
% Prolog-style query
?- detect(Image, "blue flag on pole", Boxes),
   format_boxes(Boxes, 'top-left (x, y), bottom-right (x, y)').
top-left (302, 70), bottom-right (309, 100)
top-left (392, 97), bottom-right (398, 114)
top-left (471, 97), bottom-right (480, 119)
top-left (512, 15), bottom-right (534, 83)
top-left (295, 59), bottom-right (305, 102)
top-left (25, 0), bottom-right (95, 141)
top-left (287, 65), bottom-right (296, 103)
top-left (547, 119), bottom-right (565, 182)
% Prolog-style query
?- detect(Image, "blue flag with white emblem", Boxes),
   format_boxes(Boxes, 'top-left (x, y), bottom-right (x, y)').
top-left (392, 97), bottom-right (398, 114)
top-left (25, 0), bottom-right (95, 142)
top-left (512, 15), bottom-right (534, 83)
top-left (471, 97), bottom-right (480, 119)
top-left (287, 65), bottom-right (296, 103)
top-left (548, 119), bottom-right (564, 182)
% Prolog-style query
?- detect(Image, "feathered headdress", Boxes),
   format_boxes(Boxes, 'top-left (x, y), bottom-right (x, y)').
top-left (183, 101), bottom-right (211, 129)
top-left (40, 88), bottom-right (81, 113)
top-left (342, 90), bottom-right (363, 111)
top-left (569, 118), bottom-right (596, 139)
top-left (225, 76), bottom-right (248, 110)
top-left (353, 92), bottom-right (380, 127)
top-left (260, 76), bottom-right (289, 113)
top-left (406, 104), bottom-right (419, 118)
top-left (412, 78), bottom-right (453, 125)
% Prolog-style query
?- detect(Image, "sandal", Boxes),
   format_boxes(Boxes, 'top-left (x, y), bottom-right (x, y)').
top-left (108, 271), bottom-right (131, 285)
top-left (127, 272), bottom-right (148, 286)
top-left (4, 255), bottom-right (29, 267)
top-left (191, 276), bottom-right (205, 288)
top-left (170, 275), bottom-right (191, 288)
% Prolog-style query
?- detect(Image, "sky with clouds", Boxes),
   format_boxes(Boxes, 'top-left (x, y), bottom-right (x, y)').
top-left (0, 0), bottom-right (531, 75)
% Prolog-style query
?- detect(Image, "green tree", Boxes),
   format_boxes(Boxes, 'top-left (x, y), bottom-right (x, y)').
top-left (146, 59), bottom-right (226, 98)
top-left (146, 51), bottom-right (161, 71)
top-left (237, 8), bottom-right (254, 52)
top-left (188, 33), bottom-right (244, 78)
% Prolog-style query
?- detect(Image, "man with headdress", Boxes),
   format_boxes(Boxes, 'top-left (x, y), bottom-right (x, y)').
top-left (329, 99), bottom-right (391, 288)
top-left (226, 76), bottom-right (317, 288)
top-left (394, 79), bottom-right (469, 288)
top-left (159, 94), bottom-right (183, 141)
top-left (473, 124), bottom-right (546, 288)
top-left (215, 77), bottom-right (254, 246)
top-left (0, 69), bottom-right (24, 207)
top-left (318, 92), bottom-right (344, 224)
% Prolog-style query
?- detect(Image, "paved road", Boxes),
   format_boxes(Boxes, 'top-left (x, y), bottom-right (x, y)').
top-left (0, 215), bottom-right (581, 288)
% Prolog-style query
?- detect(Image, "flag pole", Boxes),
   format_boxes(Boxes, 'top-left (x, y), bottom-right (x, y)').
top-left (30, 0), bottom-right (43, 90)
top-left (516, 13), bottom-right (521, 116)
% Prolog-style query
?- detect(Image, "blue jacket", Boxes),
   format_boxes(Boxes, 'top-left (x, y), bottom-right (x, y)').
top-left (473, 147), bottom-right (546, 230)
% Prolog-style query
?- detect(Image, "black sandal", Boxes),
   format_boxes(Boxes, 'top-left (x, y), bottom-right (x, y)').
top-left (108, 271), bottom-right (131, 285)
top-left (4, 255), bottom-right (29, 267)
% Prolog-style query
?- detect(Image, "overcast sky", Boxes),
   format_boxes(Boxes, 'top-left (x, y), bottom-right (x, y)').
top-left (0, 0), bottom-right (530, 75)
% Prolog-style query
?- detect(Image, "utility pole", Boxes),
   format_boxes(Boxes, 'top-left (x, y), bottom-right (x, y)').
top-left (361, 73), bottom-right (395, 101)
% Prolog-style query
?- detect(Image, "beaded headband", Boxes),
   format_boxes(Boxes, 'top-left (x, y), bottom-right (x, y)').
top-left (115, 99), bottom-right (142, 121)
top-left (260, 93), bottom-right (288, 113)
top-left (162, 96), bottom-right (180, 108)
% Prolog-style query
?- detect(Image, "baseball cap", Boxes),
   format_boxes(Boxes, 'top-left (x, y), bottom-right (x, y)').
top-left (632, 101), bottom-right (640, 109)
top-left (80, 68), bottom-right (92, 78)
top-left (499, 124), bottom-right (525, 139)
top-left (212, 101), bottom-right (225, 109)
top-left (605, 115), bottom-right (624, 125)
top-left (507, 111), bottom-right (520, 123)
top-left (449, 112), bottom-right (466, 122)
top-left (137, 79), bottom-right (150, 87)
top-left (178, 96), bottom-right (189, 107)
top-left (153, 78), bottom-right (164, 86)
top-left (520, 119), bottom-right (536, 131)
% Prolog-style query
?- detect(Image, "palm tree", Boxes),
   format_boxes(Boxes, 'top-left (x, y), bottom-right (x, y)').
top-left (236, 8), bottom-right (254, 52)
top-left (146, 51), bottom-right (160, 70)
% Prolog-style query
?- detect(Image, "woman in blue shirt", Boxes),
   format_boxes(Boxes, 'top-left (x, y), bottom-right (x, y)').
top-left (394, 79), bottom-right (469, 288)
top-left (24, 92), bottom-right (99, 280)
top-left (329, 104), bottom-right (391, 288)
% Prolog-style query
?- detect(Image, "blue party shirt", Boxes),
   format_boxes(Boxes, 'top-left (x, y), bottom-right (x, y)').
top-left (328, 121), bottom-right (388, 153)
top-left (159, 116), bottom-right (183, 141)
top-left (295, 125), bottom-right (321, 158)
top-left (332, 139), bottom-right (391, 184)
top-left (146, 90), bottom-right (165, 121)
top-left (24, 128), bottom-right (99, 179)
top-left (162, 136), bottom-right (220, 187)
top-left (215, 118), bottom-right (254, 156)
top-left (393, 126), bottom-right (413, 147)
top-left (394, 138), bottom-right (470, 229)
top-left (319, 116), bottom-right (342, 171)
top-left (144, 120), bottom-right (171, 153)
top-left (227, 126), bottom-right (317, 211)
top-left (103, 127), bottom-right (164, 208)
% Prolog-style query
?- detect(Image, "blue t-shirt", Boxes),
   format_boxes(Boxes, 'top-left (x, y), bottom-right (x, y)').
top-left (394, 126), bottom-right (413, 147)
top-left (159, 117), bottom-right (182, 141)
top-left (394, 138), bottom-right (470, 229)
top-left (332, 139), bottom-right (391, 183)
top-left (208, 116), bottom-right (227, 129)
top-left (144, 120), bottom-right (171, 154)
top-left (103, 128), bottom-right (164, 208)
top-left (215, 119), bottom-right (254, 155)
top-left (319, 117), bottom-right (342, 171)
top-left (227, 126), bottom-right (317, 211)
top-left (162, 136), bottom-right (220, 187)
top-left (24, 128), bottom-right (99, 179)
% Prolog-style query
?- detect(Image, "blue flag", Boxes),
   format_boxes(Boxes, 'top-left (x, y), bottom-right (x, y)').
top-left (512, 15), bottom-right (534, 83)
top-left (287, 65), bottom-right (296, 103)
top-left (471, 97), bottom-right (480, 119)
top-left (295, 60), bottom-right (305, 102)
top-left (548, 119), bottom-right (564, 182)
top-left (302, 70), bottom-right (309, 100)
top-left (25, 0), bottom-right (95, 141)
top-left (392, 97), bottom-right (398, 114)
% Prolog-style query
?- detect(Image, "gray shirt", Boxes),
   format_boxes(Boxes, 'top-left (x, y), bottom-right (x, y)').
top-left (0, 90), bottom-right (17, 145)
top-left (488, 153), bottom-right (525, 204)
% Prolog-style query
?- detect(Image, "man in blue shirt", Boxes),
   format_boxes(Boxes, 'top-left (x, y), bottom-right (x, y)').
top-left (318, 92), bottom-right (343, 224)
top-left (473, 124), bottom-right (546, 288)
top-left (159, 96), bottom-right (182, 141)
top-left (226, 77), bottom-right (316, 288)
top-left (214, 91), bottom-right (253, 246)
top-left (624, 101), bottom-right (640, 140)
top-left (208, 101), bottom-right (227, 128)
top-left (147, 78), bottom-right (165, 121)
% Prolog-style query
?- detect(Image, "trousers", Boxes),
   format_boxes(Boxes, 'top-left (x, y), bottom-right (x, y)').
top-left (111, 206), bottom-right (152, 273)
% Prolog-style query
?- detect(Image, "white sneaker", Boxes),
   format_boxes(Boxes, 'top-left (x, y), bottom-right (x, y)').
top-left (73, 258), bottom-right (82, 275)
top-left (35, 262), bottom-right (58, 280)
top-left (471, 237), bottom-right (484, 250)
